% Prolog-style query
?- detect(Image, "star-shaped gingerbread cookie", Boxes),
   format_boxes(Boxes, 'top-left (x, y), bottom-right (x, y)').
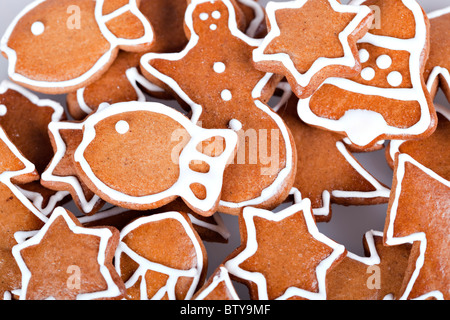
top-left (278, 93), bottom-right (390, 222)
top-left (224, 191), bottom-right (346, 300)
top-left (424, 6), bottom-right (450, 102)
top-left (0, 80), bottom-right (70, 215)
top-left (12, 207), bottom-right (125, 300)
top-left (0, 125), bottom-right (47, 299)
top-left (140, 0), bottom-right (296, 215)
top-left (41, 121), bottom-right (105, 216)
top-left (253, 0), bottom-right (374, 98)
top-left (384, 154), bottom-right (450, 300)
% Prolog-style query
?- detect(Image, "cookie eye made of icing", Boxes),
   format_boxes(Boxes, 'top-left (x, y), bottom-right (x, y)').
top-left (31, 21), bottom-right (45, 36)
top-left (115, 120), bottom-right (130, 134)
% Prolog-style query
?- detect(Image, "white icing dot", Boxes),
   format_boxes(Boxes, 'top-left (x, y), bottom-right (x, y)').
top-left (200, 13), bottom-right (209, 21)
top-left (210, 24), bottom-right (217, 30)
top-left (376, 55), bottom-right (392, 69)
top-left (221, 90), bottom-right (232, 101)
top-left (361, 67), bottom-right (375, 81)
top-left (213, 62), bottom-right (226, 74)
top-left (0, 105), bottom-right (7, 116)
top-left (387, 71), bottom-right (403, 87)
top-left (31, 21), bottom-right (45, 36)
top-left (115, 120), bottom-right (130, 134)
top-left (229, 119), bottom-right (242, 131)
top-left (359, 49), bottom-right (370, 63)
top-left (212, 11), bottom-right (221, 19)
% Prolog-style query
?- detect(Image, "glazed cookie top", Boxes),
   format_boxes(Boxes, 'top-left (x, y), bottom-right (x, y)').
top-left (141, 0), bottom-right (296, 214)
top-left (225, 190), bottom-right (346, 300)
top-left (1, 0), bottom-right (154, 94)
top-left (12, 207), bottom-right (124, 300)
top-left (384, 154), bottom-right (450, 300)
top-left (253, 0), bottom-right (374, 98)
top-left (115, 211), bottom-right (207, 300)
top-left (297, 0), bottom-right (436, 150)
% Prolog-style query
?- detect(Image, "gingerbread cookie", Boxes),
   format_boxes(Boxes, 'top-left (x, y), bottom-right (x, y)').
top-left (326, 230), bottom-right (411, 300)
top-left (41, 120), bottom-right (106, 216)
top-left (0, 80), bottom-right (71, 215)
top-left (297, 0), bottom-right (437, 151)
top-left (224, 189), bottom-right (346, 300)
top-left (141, 0), bottom-right (297, 215)
top-left (114, 211), bottom-right (207, 300)
top-left (384, 154), bottom-right (449, 300)
top-left (12, 207), bottom-right (125, 300)
top-left (79, 200), bottom-right (231, 244)
top-left (0, 125), bottom-right (48, 300)
top-left (424, 6), bottom-right (450, 102)
top-left (66, 51), bottom-right (167, 120)
top-left (253, 0), bottom-right (374, 99)
top-left (386, 104), bottom-right (450, 181)
top-left (1, 0), bottom-right (154, 94)
top-left (44, 101), bottom-right (237, 217)
top-left (193, 265), bottom-right (240, 300)
top-left (278, 94), bottom-right (390, 222)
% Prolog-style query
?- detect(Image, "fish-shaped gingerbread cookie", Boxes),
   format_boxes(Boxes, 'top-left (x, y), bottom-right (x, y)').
top-left (43, 101), bottom-right (238, 217)
top-left (1, 0), bottom-right (154, 94)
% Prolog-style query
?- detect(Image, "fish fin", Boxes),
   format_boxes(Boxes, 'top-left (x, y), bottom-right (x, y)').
top-left (99, 0), bottom-right (154, 52)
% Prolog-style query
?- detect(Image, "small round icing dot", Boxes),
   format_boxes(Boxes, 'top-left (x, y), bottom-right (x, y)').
top-left (361, 67), bottom-right (375, 81)
top-left (200, 13), bottom-right (209, 20)
top-left (359, 49), bottom-right (370, 63)
top-left (229, 119), bottom-right (242, 131)
top-left (213, 62), bottom-right (226, 74)
top-left (376, 55), bottom-right (392, 69)
top-left (31, 21), bottom-right (45, 36)
top-left (212, 11), bottom-right (221, 19)
top-left (0, 105), bottom-right (7, 116)
top-left (387, 71), bottom-right (403, 87)
top-left (115, 120), bottom-right (130, 134)
top-left (210, 24), bottom-right (217, 30)
top-left (221, 90), bottom-right (232, 101)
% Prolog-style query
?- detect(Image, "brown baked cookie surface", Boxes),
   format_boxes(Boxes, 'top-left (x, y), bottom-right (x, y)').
top-left (141, 0), bottom-right (296, 215)
top-left (253, 0), bottom-right (374, 98)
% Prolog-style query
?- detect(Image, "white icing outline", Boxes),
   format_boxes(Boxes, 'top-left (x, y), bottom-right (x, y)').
top-left (75, 67), bottom-right (165, 116)
top-left (12, 207), bottom-right (122, 300)
top-left (384, 154), bottom-right (448, 300)
top-left (114, 212), bottom-right (205, 300)
top-left (253, 0), bottom-right (372, 89)
top-left (298, 0), bottom-right (433, 148)
top-left (41, 121), bottom-right (103, 215)
top-left (73, 101), bottom-right (237, 214)
top-left (237, 0), bottom-right (266, 37)
top-left (0, 0), bottom-right (154, 91)
top-left (224, 195), bottom-right (346, 300)
top-left (0, 80), bottom-right (71, 216)
top-left (0, 126), bottom-right (48, 227)
top-left (387, 104), bottom-right (450, 166)
top-left (194, 266), bottom-right (240, 300)
top-left (141, 0), bottom-right (294, 211)
top-left (77, 205), bottom-right (231, 242)
top-left (427, 5), bottom-right (450, 19)
top-left (141, 0), bottom-right (263, 125)
top-left (15, 186), bottom-right (70, 217)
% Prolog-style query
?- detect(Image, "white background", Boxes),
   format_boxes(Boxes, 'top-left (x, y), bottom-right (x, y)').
top-left (0, 0), bottom-right (447, 299)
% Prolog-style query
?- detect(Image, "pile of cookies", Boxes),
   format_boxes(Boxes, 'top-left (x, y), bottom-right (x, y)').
top-left (0, 0), bottom-right (448, 300)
